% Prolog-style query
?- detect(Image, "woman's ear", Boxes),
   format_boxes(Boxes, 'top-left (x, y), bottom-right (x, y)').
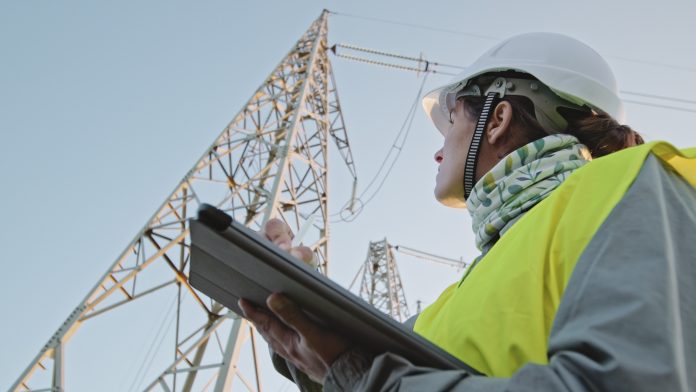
top-left (486, 101), bottom-right (513, 147)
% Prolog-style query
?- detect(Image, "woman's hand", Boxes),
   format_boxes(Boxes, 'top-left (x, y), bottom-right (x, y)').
top-left (262, 218), bottom-right (315, 267)
top-left (239, 294), bottom-right (350, 383)
top-left (245, 219), bottom-right (349, 382)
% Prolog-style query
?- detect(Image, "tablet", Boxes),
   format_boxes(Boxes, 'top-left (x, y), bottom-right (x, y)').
top-left (189, 204), bottom-right (479, 373)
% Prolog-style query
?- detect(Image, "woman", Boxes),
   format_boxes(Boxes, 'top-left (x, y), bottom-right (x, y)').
top-left (239, 32), bottom-right (696, 391)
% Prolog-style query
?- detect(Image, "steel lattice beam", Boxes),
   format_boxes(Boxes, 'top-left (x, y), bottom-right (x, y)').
top-left (359, 239), bottom-right (410, 322)
top-left (12, 9), bottom-right (356, 392)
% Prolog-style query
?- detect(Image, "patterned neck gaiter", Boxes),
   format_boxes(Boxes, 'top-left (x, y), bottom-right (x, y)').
top-left (467, 134), bottom-right (592, 251)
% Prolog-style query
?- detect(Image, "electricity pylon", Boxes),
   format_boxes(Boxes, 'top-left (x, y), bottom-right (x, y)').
top-left (13, 9), bottom-right (356, 392)
top-left (358, 239), bottom-right (410, 322)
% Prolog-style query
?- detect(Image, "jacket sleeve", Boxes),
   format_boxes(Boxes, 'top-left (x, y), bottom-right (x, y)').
top-left (271, 350), bottom-right (324, 392)
top-left (324, 155), bottom-right (696, 391)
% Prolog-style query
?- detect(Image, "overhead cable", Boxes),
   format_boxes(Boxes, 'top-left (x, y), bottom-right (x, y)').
top-left (330, 44), bottom-right (457, 75)
top-left (328, 10), bottom-right (499, 41)
top-left (621, 90), bottom-right (696, 105)
top-left (332, 52), bottom-right (432, 74)
top-left (335, 43), bottom-right (424, 63)
top-left (622, 99), bottom-right (696, 114)
top-left (330, 73), bottom-right (429, 223)
top-left (328, 10), bottom-right (696, 75)
top-left (610, 55), bottom-right (696, 74)
top-left (393, 244), bottom-right (468, 269)
top-left (334, 43), bottom-right (466, 70)
top-left (330, 43), bottom-right (696, 114)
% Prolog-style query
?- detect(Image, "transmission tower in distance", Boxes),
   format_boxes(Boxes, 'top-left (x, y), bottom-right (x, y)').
top-left (12, 9), bottom-right (357, 392)
top-left (357, 239), bottom-right (410, 322)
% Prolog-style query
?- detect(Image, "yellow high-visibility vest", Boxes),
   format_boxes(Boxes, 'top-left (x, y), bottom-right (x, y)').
top-left (414, 142), bottom-right (696, 377)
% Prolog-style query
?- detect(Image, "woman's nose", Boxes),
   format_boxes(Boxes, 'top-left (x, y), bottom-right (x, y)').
top-left (434, 149), bottom-right (444, 164)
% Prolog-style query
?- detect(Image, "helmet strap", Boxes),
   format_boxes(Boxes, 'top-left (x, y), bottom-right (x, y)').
top-left (463, 91), bottom-right (499, 200)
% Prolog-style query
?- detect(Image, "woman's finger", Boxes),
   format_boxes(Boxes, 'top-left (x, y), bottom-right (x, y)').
top-left (264, 219), bottom-right (294, 240)
top-left (239, 299), bottom-right (309, 363)
top-left (239, 299), bottom-right (297, 346)
top-left (261, 329), bottom-right (293, 361)
top-left (257, 325), bottom-right (291, 360)
top-left (263, 219), bottom-right (294, 249)
top-left (266, 293), bottom-right (320, 339)
top-left (239, 300), bottom-right (298, 360)
top-left (290, 245), bottom-right (315, 266)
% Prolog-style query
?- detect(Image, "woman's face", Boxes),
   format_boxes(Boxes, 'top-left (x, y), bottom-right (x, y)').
top-left (433, 99), bottom-right (476, 208)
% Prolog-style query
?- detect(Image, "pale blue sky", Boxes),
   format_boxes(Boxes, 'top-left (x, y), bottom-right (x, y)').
top-left (1, 0), bottom-right (694, 390)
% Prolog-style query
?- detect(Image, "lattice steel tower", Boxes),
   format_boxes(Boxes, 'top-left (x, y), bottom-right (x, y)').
top-left (358, 239), bottom-right (410, 322)
top-left (13, 10), bottom-right (356, 392)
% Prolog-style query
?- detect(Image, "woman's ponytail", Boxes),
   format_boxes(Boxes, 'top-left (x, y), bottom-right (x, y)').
top-left (564, 111), bottom-right (644, 157)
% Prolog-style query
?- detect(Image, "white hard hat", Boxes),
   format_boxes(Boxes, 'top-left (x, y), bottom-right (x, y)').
top-left (422, 32), bottom-right (624, 135)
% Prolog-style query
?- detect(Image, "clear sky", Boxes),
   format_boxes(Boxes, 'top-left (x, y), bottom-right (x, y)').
top-left (1, 0), bottom-right (694, 390)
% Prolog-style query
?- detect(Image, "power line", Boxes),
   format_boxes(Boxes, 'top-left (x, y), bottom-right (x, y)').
top-left (334, 43), bottom-right (467, 70)
top-left (332, 51), bottom-right (440, 74)
top-left (393, 244), bottom-right (468, 269)
top-left (621, 90), bottom-right (696, 105)
top-left (359, 85), bottom-right (421, 206)
top-left (330, 43), bottom-right (696, 114)
top-left (623, 99), bottom-right (696, 114)
top-left (610, 55), bottom-right (696, 74)
top-left (328, 11), bottom-right (499, 41)
top-left (330, 44), bottom-right (459, 75)
top-left (328, 10), bottom-right (696, 75)
top-left (127, 292), bottom-right (181, 392)
top-left (334, 45), bottom-right (696, 108)
top-left (334, 43), bottom-right (424, 63)
top-left (331, 73), bottom-right (429, 223)
top-left (335, 74), bottom-right (426, 222)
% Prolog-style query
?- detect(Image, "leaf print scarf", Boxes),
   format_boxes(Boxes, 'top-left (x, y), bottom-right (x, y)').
top-left (467, 134), bottom-right (592, 251)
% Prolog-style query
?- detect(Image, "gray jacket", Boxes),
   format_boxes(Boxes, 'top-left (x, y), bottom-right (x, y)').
top-left (279, 155), bottom-right (696, 391)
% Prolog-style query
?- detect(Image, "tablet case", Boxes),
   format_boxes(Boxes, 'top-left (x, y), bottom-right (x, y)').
top-left (189, 204), bottom-right (479, 373)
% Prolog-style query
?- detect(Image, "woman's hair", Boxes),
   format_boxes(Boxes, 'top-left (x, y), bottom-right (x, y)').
top-left (460, 75), bottom-right (644, 158)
